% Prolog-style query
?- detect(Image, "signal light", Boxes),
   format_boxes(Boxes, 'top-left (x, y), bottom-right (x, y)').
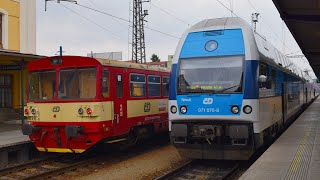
top-left (86, 108), bottom-right (93, 115)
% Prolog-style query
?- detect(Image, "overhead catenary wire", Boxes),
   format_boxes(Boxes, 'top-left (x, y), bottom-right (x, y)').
top-left (72, 2), bottom-right (180, 39)
top-left (85, 0), bottom-right (97, 6)
top-left (246, 0), bottom-right (296, 54)
top-left (216, 0), bottom-right (241, 18)
top-left (246, 0), bottom-right (315, 78)
top-left (150, 2), bottom-right (190, 26)
top-left (59, 3), bottom-right (122, 39)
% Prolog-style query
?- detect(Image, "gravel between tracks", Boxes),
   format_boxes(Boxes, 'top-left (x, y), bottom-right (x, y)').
top-left (71, 145), bottom-right (187, 180)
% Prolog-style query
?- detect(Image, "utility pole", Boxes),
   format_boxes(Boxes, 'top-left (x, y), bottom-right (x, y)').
top-left (251, 13), bottom-right (259, 32)
top-left (132, 0), bottom-right (149, 64)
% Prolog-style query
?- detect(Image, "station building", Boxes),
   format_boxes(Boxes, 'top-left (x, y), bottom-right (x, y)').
top-left (0, 1), bottom-right (44, 122)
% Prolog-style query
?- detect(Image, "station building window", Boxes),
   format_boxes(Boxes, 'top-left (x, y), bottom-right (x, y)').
top-left (130, 74), bottom-right (146, 97)
top-left (148, 75), bottom-right (161, 97)
top-left (0, 9), bottom-right (8, 50)
top-left (0, 13), bottom-right (3, 49)
top-left (0, 75), bottom-right (12, 108)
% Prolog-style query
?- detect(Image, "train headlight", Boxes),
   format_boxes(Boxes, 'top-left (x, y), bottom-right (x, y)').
top-left (205, 40), bottom-right (218, 52)
top-left (24, 108), bottom-right (30, 116)
top-left (180, 106), bottom-right (187, 114)
top-left (86, 108), bottom-right (93, 115)
top-left (170, 106), bottom-right (177, 114)
top-left (243, 105), bottom-right (252, 114)
top-left (78, 108), bottom-right (84, 115)
top-left (31, 108), bottom-right (37, 115)
top-left (231, 106), bottom-right (240, 114)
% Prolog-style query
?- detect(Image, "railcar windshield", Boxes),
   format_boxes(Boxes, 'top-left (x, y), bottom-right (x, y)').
top-left (58, 68), bottom-right (97, 99)
top-left (28, 68), bottom-right (97, 101)
top-left (177, 56), bottom-right (244, 94)
top-left (29, 71), bottom-right (56, 101)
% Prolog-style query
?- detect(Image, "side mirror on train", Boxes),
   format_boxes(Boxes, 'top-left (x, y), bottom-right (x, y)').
top-left (258, 75), bottom-right (267, 83)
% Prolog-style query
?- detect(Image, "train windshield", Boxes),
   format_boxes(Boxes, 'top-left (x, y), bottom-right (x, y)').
top-left (29, 71), bottom-right (56, 101)
top-left (178, 56), bottom-right (244, 94)
top-left (28, 68), bottom-right (97, 101)
top-left (58, 68), bottom-right (97, 100)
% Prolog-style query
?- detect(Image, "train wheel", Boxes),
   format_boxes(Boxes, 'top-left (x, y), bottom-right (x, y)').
top-left (126, 128), bottom-right (139, 146)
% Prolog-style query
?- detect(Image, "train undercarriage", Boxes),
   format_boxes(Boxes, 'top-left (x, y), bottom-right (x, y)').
top-left (170, 120), bottom-right (279, 160)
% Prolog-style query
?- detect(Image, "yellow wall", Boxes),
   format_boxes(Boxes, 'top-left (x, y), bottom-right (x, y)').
top-left (0, 0), bottom-right (20, 51)
top-left (0, 68), bottom-right (27, 109)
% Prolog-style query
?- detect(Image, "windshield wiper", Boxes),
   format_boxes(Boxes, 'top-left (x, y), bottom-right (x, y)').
top-left (216, 85), bottom-right (240, 94)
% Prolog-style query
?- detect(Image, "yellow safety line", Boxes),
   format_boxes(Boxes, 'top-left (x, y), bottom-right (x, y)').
top-left (287, 128), bottom-right (313, 177)
top-left (36, 147), bottom-right (85, 153)
top-left (106, 138), bottom-right (127, 144)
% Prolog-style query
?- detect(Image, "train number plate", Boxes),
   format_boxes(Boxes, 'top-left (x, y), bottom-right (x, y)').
top-left (197, 108), bottom-right (219, 113)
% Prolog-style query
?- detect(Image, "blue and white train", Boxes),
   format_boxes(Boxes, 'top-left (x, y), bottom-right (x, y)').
top-left (169, 17), bottom-right (318, 160)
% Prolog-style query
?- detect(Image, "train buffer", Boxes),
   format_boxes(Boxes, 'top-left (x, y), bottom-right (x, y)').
top-left (240, 97), bottom-right (320, 180)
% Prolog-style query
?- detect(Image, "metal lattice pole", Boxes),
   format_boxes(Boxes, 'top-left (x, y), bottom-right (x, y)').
top-left (132, 0), bottom-right (148, 63)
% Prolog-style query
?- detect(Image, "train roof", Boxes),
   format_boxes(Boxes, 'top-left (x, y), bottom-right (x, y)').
top-left (188, 17), bottom-right (250, 32)
top-left (28, 56), bottom-right (170, 73)
top-left (97, 58), bottom-right (170, 73)
top-left (180, 17), bottom-right (313, 81)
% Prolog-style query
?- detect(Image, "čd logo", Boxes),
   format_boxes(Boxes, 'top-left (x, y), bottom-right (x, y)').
top-left (144, 102), bottom-right (151, 112)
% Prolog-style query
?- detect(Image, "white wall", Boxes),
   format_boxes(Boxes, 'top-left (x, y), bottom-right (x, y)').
top-left (20, 0), bottom-right (36, 54)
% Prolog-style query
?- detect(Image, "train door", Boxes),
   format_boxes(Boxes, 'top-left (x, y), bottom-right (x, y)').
top-left (113, 68), bottom-right (128, 136)
top-left (282, 82), bottom-right (288, 125)
top-left (305, 87), bottom-right (308, 103)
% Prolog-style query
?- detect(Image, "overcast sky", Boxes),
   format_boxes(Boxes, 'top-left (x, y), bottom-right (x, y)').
top-left (36, 0), bottom-right (316, 79)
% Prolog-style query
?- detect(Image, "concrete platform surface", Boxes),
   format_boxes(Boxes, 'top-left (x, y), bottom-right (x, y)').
top-left (0, 123), bottom-right (21, 133)
top-left (0, 130), bottom-right (29, 148)
top-left (240, 98), bottom-right (320, 180)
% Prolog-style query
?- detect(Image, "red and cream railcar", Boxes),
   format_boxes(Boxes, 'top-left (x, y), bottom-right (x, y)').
top-left (22, 56), bottom-right (170, 153)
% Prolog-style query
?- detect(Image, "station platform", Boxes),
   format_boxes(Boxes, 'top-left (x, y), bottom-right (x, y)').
top-left (240, 98), bottom-right (320, 180)
top-left (0, 123), bottom-right (31, 168)
top-left (0, 129), bottom-right (29, 149)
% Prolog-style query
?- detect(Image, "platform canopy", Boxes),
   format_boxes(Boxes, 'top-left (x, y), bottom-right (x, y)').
top-left (273, 0), bottom-right (320, 79)
top-left (0, 50), bottom-right (45, 67)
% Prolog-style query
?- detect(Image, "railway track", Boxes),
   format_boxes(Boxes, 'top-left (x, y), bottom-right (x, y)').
top-left (0, 135), bottom-right (170, 180)
top-left (0, 154), bottom-right (100, 180)
top-left (156, 160), bottom-right (239, 180)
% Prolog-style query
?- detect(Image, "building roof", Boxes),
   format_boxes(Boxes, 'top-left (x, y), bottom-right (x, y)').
top-left (97, 58), bottom-right (170, 73)
top-left (0, 49), bottom-right (46, 65)
top-left (272, 0), bottom-right (320, 78)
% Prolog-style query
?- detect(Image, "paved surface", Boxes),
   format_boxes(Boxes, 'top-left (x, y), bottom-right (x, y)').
top-left (0, 122), bottom-right (21, 133)
top-left (240, 98), bottom-right (320, 180)
top-left (0, 130), bottom-right (29, 148)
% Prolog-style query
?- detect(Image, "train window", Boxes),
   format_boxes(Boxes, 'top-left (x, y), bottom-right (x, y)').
top-left (116, 74), bottom-right (123, 98)
top-left (162, 77), bottom-right (170, 97)
top-left (148, 75), bottom-right (161, 97)
top-left (29, 71), bottom-right (56, 101)
top-left (59, 68), bottom-right (96, 99)
top-left (259, 63), bottom-right (276, 97)
top-left (130, 74), bottom-right (146, 97)
top-left (102, 70), bottom-right (110, 98)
